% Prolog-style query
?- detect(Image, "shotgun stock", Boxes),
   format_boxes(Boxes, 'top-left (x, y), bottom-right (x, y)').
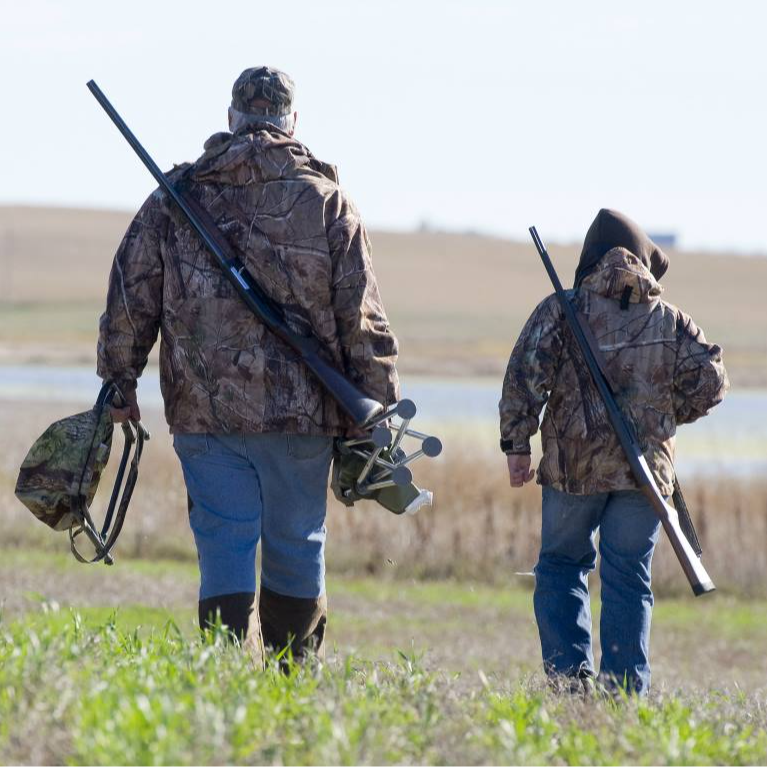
top-left (528, 226), bottom-right (714, 596)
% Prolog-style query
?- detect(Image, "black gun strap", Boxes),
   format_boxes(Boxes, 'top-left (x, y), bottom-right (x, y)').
top-left (573, 308), bottom-right (703, 555)
top-left (575, 310), bottom-right (619, 394)
top-left (173, 168), bottom-right (300, 333)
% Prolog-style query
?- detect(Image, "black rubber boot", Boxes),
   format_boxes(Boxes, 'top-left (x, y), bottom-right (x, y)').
top-left (198, 591), bottom-right (264, 667)
top-left (259, 586), bottom-right (327, 663)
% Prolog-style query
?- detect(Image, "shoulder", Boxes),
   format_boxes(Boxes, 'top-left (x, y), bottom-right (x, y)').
top-left (520, 293), bottom-right (563, 336)
top-left (296, 159), bottom-right (346, 205)
top-left (535, 292), bottom-right (564, 321)
top-left (658, 297), bottom-right (693, 328)
top-left (136, 163), bottom-right (193, 217)
top-left (125, 183), bottom-right (178, 236)
top-left (318, 177), bottom-right (363, 234)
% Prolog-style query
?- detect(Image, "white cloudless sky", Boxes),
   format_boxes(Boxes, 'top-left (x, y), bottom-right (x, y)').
top-left (1, 0), bottom-right (765, 252)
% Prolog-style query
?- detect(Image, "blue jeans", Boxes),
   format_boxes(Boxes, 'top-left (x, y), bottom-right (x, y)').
top-left (533, 486), bottom-right (661, 695)
top-left (173, 433), bottom-right (333, 601)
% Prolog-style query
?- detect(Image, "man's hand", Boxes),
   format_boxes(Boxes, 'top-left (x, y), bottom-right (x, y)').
top-left (111, 388), bottom-right (141, 424)
top-left (507, 453), bottom-right (535, 488)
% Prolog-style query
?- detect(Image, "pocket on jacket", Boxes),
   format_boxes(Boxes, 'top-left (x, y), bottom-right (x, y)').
top-left (287, 434), bottom-right (332, 460)
top-left (173, 433), bottom-right (210, 460)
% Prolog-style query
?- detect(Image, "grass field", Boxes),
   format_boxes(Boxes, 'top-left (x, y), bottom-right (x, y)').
top-left (2, 550), bottom-right (767, 765)
top-left (2, 205), bottom-right (767, 384)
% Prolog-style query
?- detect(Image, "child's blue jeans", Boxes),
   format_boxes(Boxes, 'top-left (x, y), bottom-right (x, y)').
top-left (534, 485), bottom-right (662, 695)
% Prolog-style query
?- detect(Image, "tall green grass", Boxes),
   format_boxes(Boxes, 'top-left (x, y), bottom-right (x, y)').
top-left (1, 610), bottom-right (766, 765)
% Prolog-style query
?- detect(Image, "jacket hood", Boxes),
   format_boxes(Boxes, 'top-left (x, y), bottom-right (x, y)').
top-left (574, 209), bottom-right (669, 288)
top-left (580, 246), bottom-right (662, 304)
top-left (188, 125), bottom-right (338, 186)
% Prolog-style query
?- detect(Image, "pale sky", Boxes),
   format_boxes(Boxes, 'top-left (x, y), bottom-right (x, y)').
top-left (2, 0), bottom-right (765, 252)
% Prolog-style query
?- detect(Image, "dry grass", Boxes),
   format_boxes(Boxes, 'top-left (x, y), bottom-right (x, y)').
top-left (2, 205), bottom-right (767, 383)
top-left (3, 400), bottom-right (766, 597)
top-left (330, 450), bottom-right (767, 597)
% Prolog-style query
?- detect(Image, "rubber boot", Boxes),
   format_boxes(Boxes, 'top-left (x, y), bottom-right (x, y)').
top-left (198, 591), bottom-right (264, 668)
top-left (259, 586), bottom-right (327, 663)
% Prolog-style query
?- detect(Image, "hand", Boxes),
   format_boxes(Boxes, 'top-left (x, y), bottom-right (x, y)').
top-left (507, 454), bottom-right (534, 488)
top-left (111, 388), bottom-right (141, 424)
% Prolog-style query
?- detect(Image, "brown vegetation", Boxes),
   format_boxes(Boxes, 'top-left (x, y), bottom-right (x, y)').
top-left (3, 400), bottom-right (766, 597)
top-left (331, 452), bottom-right (767, 597)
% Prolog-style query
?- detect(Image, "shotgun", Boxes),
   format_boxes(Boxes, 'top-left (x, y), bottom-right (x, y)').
top-left (87, 80), bottom-right (442, 515)
top-left (87, 79), bottom-right (382, 428)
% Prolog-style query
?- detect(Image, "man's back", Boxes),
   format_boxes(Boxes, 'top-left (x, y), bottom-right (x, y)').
top-left (98, 124), bottom-right (399, 435)
top-left (96, 66), bottom-right (401, 662)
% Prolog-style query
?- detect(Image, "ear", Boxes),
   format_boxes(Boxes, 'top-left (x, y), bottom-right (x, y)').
top-left (290, 110), bottom-right (298, 137)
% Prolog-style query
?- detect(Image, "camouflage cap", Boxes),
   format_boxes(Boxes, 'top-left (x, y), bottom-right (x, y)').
top-left (231, 66), bottom-right (295, 116)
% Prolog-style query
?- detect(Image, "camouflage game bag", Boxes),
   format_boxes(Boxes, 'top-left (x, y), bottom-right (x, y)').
top-left (14, 382), bottom-right (149, 565)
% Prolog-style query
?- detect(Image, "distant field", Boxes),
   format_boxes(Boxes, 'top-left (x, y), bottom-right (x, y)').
top-left (1, 205), bottom-right (766, 384)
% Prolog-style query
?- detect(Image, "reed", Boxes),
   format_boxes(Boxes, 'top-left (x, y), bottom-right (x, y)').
top-left (327, 452), bottom-right (767, 597)
top-left (3, 400), bottom-right (765, 596)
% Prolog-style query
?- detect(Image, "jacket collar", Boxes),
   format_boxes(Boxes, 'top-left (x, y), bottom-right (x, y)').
top-left (191, 128), bottom-right (338, 186)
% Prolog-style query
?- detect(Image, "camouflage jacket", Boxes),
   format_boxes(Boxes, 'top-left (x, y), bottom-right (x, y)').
top-left (499, 247), bottom-right (729, 495)
top-left (98, 126), bottom-right (399, 435)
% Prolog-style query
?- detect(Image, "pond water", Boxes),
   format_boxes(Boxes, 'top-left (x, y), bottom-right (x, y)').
top-left (1, 365), bottom-right (765, 478)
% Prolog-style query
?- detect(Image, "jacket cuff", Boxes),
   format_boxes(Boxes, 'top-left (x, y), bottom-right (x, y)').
top-left (500, 438), bottom-right (531, 455)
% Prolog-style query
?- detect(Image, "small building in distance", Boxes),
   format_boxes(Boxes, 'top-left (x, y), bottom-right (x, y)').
top-left (648, 232), bottom-right (677, 249)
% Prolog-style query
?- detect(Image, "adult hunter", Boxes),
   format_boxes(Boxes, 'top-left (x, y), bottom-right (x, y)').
top-left (98, 66), bottom-right (399, 661)
top-left (499, 209), bottom-right (728, 695)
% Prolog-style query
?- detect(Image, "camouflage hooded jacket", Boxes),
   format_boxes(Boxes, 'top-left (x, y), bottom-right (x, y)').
top-left (97, 126), bottom-right (399, 435)
top-left (499, 247), bottom-right (729, 495)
